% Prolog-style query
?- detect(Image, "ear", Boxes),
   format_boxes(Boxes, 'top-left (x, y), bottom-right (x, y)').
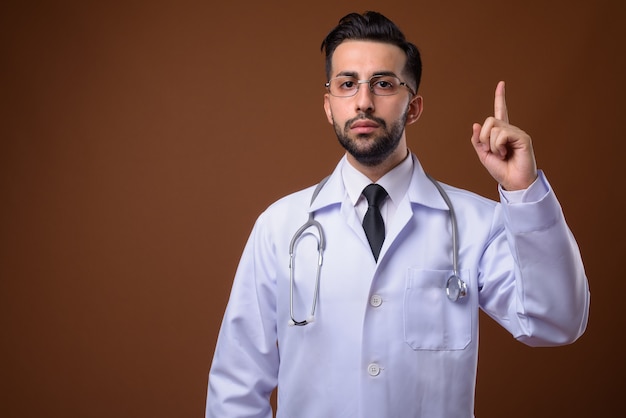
top-left (323, 93), bottom-right (334, 125)
top-left (405, 95), bottom-right (423, 125)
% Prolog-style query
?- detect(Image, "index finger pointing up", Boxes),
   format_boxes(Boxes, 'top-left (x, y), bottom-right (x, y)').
top-left (494, 80), bottom-right (509, 123)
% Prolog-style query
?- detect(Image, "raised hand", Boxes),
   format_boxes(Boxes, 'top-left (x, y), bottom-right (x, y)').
top-left (470, 81), bottom-right (538, 190)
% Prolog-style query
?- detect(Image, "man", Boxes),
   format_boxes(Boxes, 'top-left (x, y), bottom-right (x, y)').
top-left (206, 11), bottom-right (589, 418)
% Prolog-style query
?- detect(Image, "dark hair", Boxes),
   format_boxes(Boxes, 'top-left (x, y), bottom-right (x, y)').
top-left (320, 11), bottom-right (422, 93)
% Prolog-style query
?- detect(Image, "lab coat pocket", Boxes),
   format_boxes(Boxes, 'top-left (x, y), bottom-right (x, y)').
top-left (404, 269), bottom-right (471, 350)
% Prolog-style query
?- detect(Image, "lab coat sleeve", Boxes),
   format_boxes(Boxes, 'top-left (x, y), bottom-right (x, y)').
top-left (479, 171), bottom-right (590, 346)
top-left (206, 212), bottom-right (278, 418)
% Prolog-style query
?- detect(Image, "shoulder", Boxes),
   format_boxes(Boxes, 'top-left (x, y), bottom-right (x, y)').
top-left (435, 181), bottom-right (498, 211)
top-left (254, 184), bottom-right (320, 228)
top-left (267, 184), bottom-right (319, 212)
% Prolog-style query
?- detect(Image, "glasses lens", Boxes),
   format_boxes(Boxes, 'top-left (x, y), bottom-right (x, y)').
top-left (370, 75), bottom-right (400, 96)
top-left (328, 76), bottom-right (358, 97)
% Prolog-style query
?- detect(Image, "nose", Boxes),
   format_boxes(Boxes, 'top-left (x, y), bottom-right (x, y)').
top-left (354, 80), bottom-right (375, 113)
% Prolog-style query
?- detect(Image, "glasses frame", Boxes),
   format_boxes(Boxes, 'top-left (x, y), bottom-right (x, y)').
top-left (325, 74), bottom-right (416, 97)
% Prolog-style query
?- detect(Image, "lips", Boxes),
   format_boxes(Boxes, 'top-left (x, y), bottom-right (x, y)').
top-left (350, 119), bottom-right (380, 134)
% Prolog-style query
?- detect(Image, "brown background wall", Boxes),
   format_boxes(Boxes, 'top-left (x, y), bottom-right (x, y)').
top-left (1, 0), bottom-right (623, 416)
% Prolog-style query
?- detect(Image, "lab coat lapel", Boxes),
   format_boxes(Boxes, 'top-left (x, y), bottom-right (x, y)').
top-left (304, 164), bottom-right (374, 257)
top-left (378, 154), bottom-right (450, 262)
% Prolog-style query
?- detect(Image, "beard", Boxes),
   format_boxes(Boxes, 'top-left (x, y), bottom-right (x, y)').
top-left (333, 110), bottom-right (408, 167)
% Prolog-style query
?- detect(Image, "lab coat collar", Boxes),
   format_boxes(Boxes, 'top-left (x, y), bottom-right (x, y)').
top-left (307, 153), bottom-right (450, 214)
top-left (406, 153), bottom-right (451, 211)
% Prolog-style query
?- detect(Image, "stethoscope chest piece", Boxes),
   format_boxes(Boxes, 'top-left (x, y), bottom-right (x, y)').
top-left (446, 274), bottom-right (467, 302)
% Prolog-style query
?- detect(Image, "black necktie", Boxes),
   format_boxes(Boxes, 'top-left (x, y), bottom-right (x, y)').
top-left (362, 184), bottom-right (388, 261)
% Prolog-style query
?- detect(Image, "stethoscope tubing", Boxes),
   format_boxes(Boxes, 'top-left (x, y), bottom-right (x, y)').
top-left (288, 174), bottom-right (466, 326)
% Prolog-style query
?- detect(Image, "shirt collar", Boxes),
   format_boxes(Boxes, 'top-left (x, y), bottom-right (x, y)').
top-left (308, 152), bottom-right (450, 214)
top-left (341, 151), bottom-right (413, 207)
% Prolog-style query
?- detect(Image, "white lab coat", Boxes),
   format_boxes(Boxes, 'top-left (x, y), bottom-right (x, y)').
top-left (206, 154), bottom-right (589, 418)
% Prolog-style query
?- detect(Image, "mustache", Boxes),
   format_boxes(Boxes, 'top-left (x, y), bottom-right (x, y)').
top-left (345, 114), bottom-right (387, 129)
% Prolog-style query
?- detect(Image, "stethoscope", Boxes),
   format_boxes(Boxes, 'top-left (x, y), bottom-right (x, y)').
top-left (288, 175), bottom-right (467, 326)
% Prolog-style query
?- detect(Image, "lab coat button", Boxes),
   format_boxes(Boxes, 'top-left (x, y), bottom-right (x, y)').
top-left (367, 363), bottom-right (381, 376)
top-left (370, 294), bottom-right (383, 307)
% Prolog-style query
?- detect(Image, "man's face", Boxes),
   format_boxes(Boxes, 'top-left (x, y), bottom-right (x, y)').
top-left (323, 40), bottom-right (423, 168)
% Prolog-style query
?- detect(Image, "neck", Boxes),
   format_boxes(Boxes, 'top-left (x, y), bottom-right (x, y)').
top-left (347, 147), bottom-right (409, 182)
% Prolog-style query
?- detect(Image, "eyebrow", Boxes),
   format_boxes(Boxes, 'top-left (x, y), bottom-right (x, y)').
top-left (334, 70), bottom-right (399, 79)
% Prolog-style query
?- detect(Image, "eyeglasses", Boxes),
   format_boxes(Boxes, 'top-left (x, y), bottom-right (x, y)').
top-left (325, 75), bottom-right (415, 97)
